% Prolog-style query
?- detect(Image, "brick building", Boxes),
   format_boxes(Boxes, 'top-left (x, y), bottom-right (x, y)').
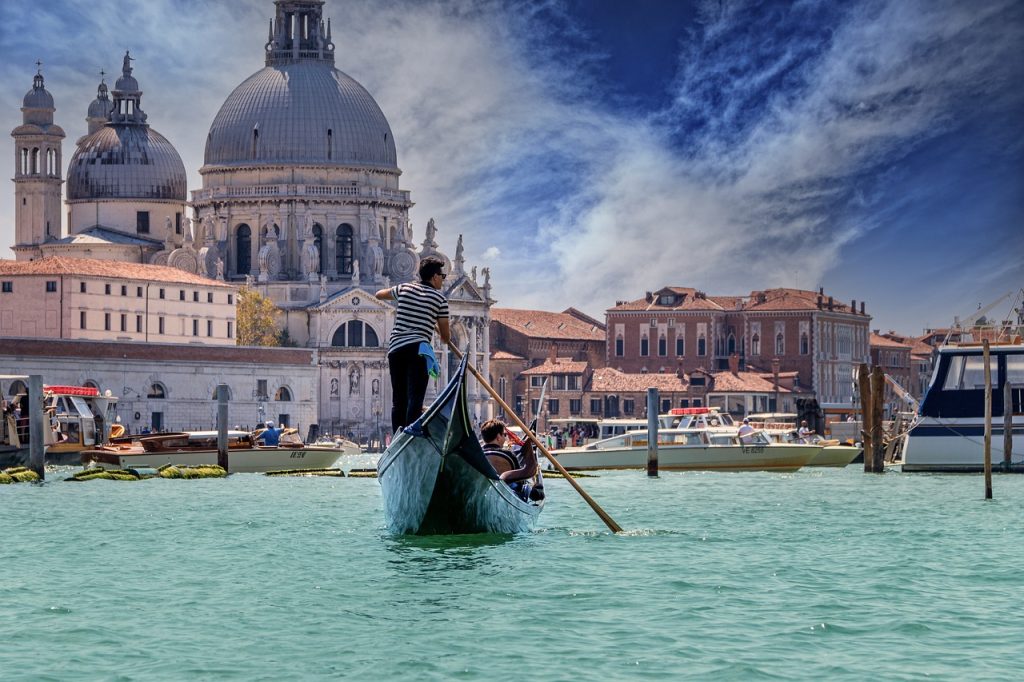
top-left (869, 332), bottom-right (912, 418)
top-left (605, 286), bottom-right (872, 414)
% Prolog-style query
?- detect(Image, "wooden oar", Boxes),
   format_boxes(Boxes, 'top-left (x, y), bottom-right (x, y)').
top-left (447, 342), bottom-right (623, 533)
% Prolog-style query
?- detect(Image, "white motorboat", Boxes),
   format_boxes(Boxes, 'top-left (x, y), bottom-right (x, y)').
top-left (550, 429), bottom-right (820, 472)
top-left (903, 342), bottom-right (1023, 472)
top-left (81, 430), bottom-right (344, 473)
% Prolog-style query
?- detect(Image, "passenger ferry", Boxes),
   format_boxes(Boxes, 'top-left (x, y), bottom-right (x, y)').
top-left (902, 342), bottom-right (1023, 472)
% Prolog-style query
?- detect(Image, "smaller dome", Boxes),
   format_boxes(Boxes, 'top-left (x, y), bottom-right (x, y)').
top-left (88, 84), bottom-right (113, 119)
top-left (67, 126), bottom-right (186, 201)
top-left (114, 74), bottom-right (139, 93)
top-left (23, 73), bottom-right (53, 110)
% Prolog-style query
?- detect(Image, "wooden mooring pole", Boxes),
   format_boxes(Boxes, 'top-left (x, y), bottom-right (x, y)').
top-left (858, 364), bottom-right (873, 473)
top-left (28, 374), bottom-right (45, 480)
top-left (1003, 380), bottom-right (1013, 471)
top-left (647, 387), bottom-right (659, 477)
top-left (870, 366), bottom-right (885, 473)
top-left (983, 340), bottom-right (992, 499)
top-left (216, 384), bottom-right (229, 473)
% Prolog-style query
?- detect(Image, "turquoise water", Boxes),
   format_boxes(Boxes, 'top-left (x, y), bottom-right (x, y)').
top-left (2, 465), bottom-right (1021, 681)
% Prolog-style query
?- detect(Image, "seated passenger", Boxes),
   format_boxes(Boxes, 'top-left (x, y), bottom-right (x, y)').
top-left (481, 418), bottom-right (543, 501)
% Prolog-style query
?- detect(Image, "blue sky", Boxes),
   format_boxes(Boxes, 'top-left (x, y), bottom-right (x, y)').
top-left (0, 0), bottom-right (1020, 334)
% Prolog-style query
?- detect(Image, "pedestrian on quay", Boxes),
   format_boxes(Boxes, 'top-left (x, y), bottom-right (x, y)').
top-left (375, 257), bottom-right (451, 433)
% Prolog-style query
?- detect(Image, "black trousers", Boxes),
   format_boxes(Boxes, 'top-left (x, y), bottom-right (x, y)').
top-left (388, 343), bottom-right (429, 433)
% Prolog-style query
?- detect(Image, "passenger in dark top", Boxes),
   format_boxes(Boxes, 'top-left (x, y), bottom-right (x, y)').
top-left (480, 418), bottom-right (543, 501)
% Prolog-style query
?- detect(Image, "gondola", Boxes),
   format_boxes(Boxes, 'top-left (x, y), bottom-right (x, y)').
top-left (377, 357), bottom-right (544, 535)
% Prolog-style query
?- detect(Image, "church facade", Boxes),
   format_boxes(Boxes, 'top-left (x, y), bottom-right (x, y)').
top-left (5, 0), bottom-right (494, 441)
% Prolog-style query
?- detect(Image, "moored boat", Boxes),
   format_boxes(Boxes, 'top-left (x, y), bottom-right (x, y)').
top-left (552, 429), bottom-right (819, 472)
top-left (81, 430), bottom-right (343, 473)
top-left (377, 358), bottom-right (544, 535)
top-left (903, 341), bottom-right (1023, 472)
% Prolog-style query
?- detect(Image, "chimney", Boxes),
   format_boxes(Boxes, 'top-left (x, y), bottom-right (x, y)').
top-left (549, 344), bottom-right (557, 363)
top-left (860, 301), bottom-right (865, 315)
top-left (828, 296), bottom-right (834, 310)
top-left (645, 291), bottom-right (653, 303)
top-left (816, 295), bottom-right (823, 309)
top-left (851, 299), bottom-right (856, 313)
top-left (728, 353), bottom-right (739, 375)
top-left (819, 286), bottom-right (824, 296)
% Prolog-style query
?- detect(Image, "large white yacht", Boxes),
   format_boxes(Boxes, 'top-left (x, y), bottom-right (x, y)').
top-left (902, 342), bottom-right (1023, 472)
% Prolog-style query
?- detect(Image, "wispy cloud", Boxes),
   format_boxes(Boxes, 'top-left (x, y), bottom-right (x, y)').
top-left (0, 0), bottom-right (1020, 331)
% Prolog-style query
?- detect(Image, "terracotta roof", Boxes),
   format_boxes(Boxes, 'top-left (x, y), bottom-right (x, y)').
top-left (520, 359), bottom-right (589, 375)
top-left (745, 288), bottom-right (855, 313)
top-left (879, 332), bottom-right (933, 356)
top-left (591, 367), bottom-right (688, 393)
top-left (609, 294), bottom-right (725, 312)
top-left (0, 256), bottom-right (233, 288)
top-left (490, 308), bottom-right (605, 341)
top-left (710, 371), bottom-right (792, 393)
top-left (491, 350), bottom-right (525, 360)
top-left (870, 333), bottom-right (911, 349)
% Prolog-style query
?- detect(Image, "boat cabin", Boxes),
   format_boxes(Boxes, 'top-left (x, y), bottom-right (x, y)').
top-left (584, 427), bottom-right (772, 451)
top-left (658, 407), bottom-right (736, 430)
top-left (920, 344), bottom-right (1024, 418)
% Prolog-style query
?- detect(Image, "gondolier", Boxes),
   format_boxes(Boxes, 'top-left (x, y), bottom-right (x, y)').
top-left (375, 257), bottom-right (451, 433)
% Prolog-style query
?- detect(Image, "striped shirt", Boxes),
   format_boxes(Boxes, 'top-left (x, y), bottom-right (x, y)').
top-left (387, 282), bottom-right (449, 354)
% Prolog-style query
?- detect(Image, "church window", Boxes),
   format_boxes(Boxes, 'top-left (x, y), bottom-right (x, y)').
top-left (336, 224), bottom-right (354, 274)
top-left (331, 320), bottom-right (380, 347)
top-left (313, 224), bottom-right (326, 273)
top-left (236, 225), bottom-right (252, 276)
top-left (275, 386), bottom-right (292, 402)
top-left (800, 332), bottom-right (809, 355)
top-left (327, 129), bottom-right (333, 160)
top-left (46, 149), bottom-right (55, 175)
top-left (136, 211), bottom-right (150, 234)
top-left (31, 148), bottom-right (39, 175)
top-left (251, 128), bottom-right (259, 159)
top-left (751, 333), bottom-right (761, 356)
top-left (20, 148), bottom-right (28, 175)
top-left (698, 334), bottom-right (707, 356)
top-left (175, 212), bottom-right (182, 234)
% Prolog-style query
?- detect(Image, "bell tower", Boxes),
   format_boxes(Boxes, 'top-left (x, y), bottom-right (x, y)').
top-left (11, 64), bottom-right (65, 261)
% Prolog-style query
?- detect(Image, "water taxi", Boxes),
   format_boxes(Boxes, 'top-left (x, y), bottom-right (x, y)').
top-left (551, 428), bottom-right (819, 472)
top-left (902, 342), bottom-right (1023, 472)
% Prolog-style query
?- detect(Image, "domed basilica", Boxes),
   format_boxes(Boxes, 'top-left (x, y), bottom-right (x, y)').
top-left (9, 0), bottom-right (494, 436)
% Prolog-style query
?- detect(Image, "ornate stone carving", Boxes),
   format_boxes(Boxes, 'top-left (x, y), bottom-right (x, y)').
top-left (387, 247), bottom-right (418, 282)
top-left (168, 247), bottom-right (199, 274)
top-left (302, 241), bottom-right (320, 282)
top-left (351, 258), bottom-right (360, 284)
top-left (149, 251), bottom-right (169, 267)
top-left (258, 225), bottom-right (281, 282)
top-left (198, 245), bottom-right (221, 278)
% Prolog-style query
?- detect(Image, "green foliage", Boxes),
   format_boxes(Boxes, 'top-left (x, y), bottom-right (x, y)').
top-left (276, 328), bottom-right (298, 347)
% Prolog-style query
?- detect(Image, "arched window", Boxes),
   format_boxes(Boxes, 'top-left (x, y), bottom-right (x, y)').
top-left (8, 379), bottom-right (27, 397)
top-left (331, 320), bottom-right (380, 347)
top-left (20, 148), bottom-right (28, 175)
top-left (775, 333), bottom-right (785, 355)
top-left (697, 335), bottom-right (707, 356)
top-left (31, 148), bottom-right (40, 175)
top-left (751, 333), bottom-right (761, 356)
top-left (312, 224), bottom-right (326, 273)
top-left (336, 224), bottom-right (354, 274)
top-left (46, 149), bottom-right (55, 175)
top-left (147, 383), bottom-right (166, 399)
top-left (327, 129), bottom-right (333, 160)
top-left (615, 335), bottom-right (624, 356)
top-left (235, 224), bottom-right (251, 276)
top-left (274, 386), bottom-right (292, 401)
top-left (800, 332), bottom-right (809, 355)
top-left (251, 127), bottom-right (259, 159)
top-left (727, 333), bottom-right (736, 355)
top-left (211, 386), bottom-right (233, 400)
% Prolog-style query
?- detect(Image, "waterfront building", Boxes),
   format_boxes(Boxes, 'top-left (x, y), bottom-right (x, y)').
top-left (4, 0), bottom-right (493, 437)
top-left (606, 286), bottom-right (872, 416)
top-left (870, 332), bottom-right (913, 418)
top-left (876, 331), bottom-right (935, 399)
top-left (0, 256), bottom-right (236, 344)
top-left (0, 339), bottom-right (316, 434)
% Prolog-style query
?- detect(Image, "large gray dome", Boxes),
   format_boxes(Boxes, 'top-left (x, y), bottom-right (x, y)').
top-left (67, 126), bottom-right (186, 201)
top-left (204, 62), bottom-right (398, 170)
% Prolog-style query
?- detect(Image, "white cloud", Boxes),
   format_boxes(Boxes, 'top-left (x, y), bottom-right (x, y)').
top-left (482, 246), bottom-right (501, 260)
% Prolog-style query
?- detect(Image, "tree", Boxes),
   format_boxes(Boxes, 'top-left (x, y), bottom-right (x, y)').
top-left (236, 287), bottom-right (281, 346)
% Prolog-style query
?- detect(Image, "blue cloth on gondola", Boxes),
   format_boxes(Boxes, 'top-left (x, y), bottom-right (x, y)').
top-left (418, 342), bottom-right (440, 379)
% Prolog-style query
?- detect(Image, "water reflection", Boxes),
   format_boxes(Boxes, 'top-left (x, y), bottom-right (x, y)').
top-left (381, 532), bottom-right (520, 574)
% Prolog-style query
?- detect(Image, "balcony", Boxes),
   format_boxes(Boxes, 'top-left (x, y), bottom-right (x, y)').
top-left (192, 184), bottom-right (411, 205)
